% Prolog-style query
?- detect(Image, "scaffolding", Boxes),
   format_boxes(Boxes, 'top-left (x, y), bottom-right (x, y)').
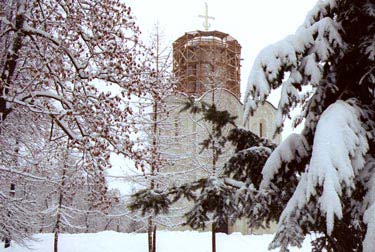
top-left (173, 30), bottom-right (241, 98)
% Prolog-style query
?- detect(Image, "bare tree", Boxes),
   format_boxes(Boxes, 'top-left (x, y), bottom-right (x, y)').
top-left (1, 0), bottom-right (152, 247)
top-left (0, 0), bottom-right (150, 169)
top-left (130, 23), bottom-right (177, 252)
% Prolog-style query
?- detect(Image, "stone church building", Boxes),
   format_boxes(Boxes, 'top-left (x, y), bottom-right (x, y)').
top-left (159, 28), bottom-right (280, 234)
top-left (171, 29), bottom-right (280, 143)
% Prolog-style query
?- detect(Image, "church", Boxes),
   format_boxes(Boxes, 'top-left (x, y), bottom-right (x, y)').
top-left (158, 4), bottom-right (280, 234)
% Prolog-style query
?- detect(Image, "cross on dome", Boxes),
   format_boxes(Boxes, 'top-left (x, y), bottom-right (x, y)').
top-left (198, 2), bottom-right (215, 31)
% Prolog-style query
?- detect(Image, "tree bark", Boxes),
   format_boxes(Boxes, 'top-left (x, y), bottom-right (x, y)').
top-left (104, 218), bottom-right (114, 231)
top-left (4, 148), bottom-right (18, 248)
top-left (148, 217), bottom-right (153, 252)
top-left (0, 2), bottom-right (26, 127)
top-left (152, 224), bottom-right (157, 252)
top-left (54, 160), bottom-right (67, 252)
top-left (54, 228), bottom-right (59, 252)
top-left (147, 218), bottom-right (157, 252)
top-left (212, 223), bottom-right (216, 252)
top-left (4, 238), bottom-right (10, 248)
top-left (85, 208), bottom-right (91, 233)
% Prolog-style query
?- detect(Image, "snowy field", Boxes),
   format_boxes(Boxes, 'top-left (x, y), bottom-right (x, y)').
top-left (2, 231), bottom-right (313, 252)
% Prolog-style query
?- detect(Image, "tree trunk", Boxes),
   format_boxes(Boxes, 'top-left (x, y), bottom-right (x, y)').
top-left (1, 6), bottom-right (25, 243)
top-left (54, 159), bottom-right (67, 252)
top-left (85, 174), bottom-right (93, 233)
top-left (104, 218), bottom-right (112, 231)
top-left (54, 228), bottom-right (59, 252)
top-left (0, 2), bottom-right (26, 127)
top-left (4, 238), bottom-right (10, 248)
top-left (152, 224), bottom-right (157, 252)
top-left (212, 223), bottom-right (216, 252)
top-left (4, 161), bottom-right (17, 248)
top-left (148, 217), bottom-right (153, 252)
top-left (39, 199), bottom-right (50, 233)
top-left (85, 209), bottom-right (90, 233)
top-left (147, 218), bottom-right (157, 252)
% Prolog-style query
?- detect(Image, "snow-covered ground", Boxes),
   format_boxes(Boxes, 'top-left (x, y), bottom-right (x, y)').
top-left (3, 231), bottom-right (313, 252)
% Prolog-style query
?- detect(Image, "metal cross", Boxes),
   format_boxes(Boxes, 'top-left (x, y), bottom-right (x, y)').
top-left (198, 2), bottom-right (215, 31)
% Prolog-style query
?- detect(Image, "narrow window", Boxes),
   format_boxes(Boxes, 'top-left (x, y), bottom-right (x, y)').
top-left (259, 122), bottom-right (263, 137)
top-left (175, 118), bottom-right (179, 137)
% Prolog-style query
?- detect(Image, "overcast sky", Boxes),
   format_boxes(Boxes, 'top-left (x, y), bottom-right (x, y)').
top-left (128, 0), bottom-right (318, 99)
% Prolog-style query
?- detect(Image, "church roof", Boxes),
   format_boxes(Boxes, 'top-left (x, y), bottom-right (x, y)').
top-left (166, 88), bottom-right (277, 112)
top-left (173, 30), bottom-right (241, 48)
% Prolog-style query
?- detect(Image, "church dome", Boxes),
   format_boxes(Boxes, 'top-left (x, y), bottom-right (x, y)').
top-left (172, 30), bottom-right (241, 98)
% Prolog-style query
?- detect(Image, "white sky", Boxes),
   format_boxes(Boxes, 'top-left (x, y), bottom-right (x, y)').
top-left (128, 0), bottom-right (318, 100)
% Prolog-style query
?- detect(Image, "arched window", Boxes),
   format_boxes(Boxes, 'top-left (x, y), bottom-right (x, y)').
top-left (259, 119), bottom-right (266, 138)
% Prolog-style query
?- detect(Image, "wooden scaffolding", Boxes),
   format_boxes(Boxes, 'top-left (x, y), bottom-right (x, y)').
top-left (173, 30), bottom-right (241, 98)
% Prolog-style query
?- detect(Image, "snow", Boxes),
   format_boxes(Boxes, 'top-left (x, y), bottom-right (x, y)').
top-left (277, 173), bottom-right (309, 227)
top-left (303, 0), bottom-right (337, 28)
top-left (363, 157), bottom-right (375, 252)
top-left (363, 203), bottom-right (375, 252)
top-left (2, 231), bottom-right (313, 252)
top-left (303, 54), bottom-right (321, 86)
top-left (306, 100), bottom-right (368, 234)
top-left (309, 17), bottom-right (343, 61)
top-left (271, 100), bottom-right (368, 238)
top-left (260, 100), bottom-right (369, 246)
top-left (260, 133), bottom-right (310, 190)
top-left (243, 1), bottom-right (343, 132)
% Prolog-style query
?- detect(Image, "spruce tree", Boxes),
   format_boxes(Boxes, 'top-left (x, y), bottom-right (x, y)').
top-left (243, 0), bottom-right (375, 251)
top-left (130, 101), bottom-right (275, 250)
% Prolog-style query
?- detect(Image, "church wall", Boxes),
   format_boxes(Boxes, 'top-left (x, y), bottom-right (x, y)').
top-left (157, 90), bottom-right (280, 234)
top-left (246, 102), bottom-right (281, 145)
